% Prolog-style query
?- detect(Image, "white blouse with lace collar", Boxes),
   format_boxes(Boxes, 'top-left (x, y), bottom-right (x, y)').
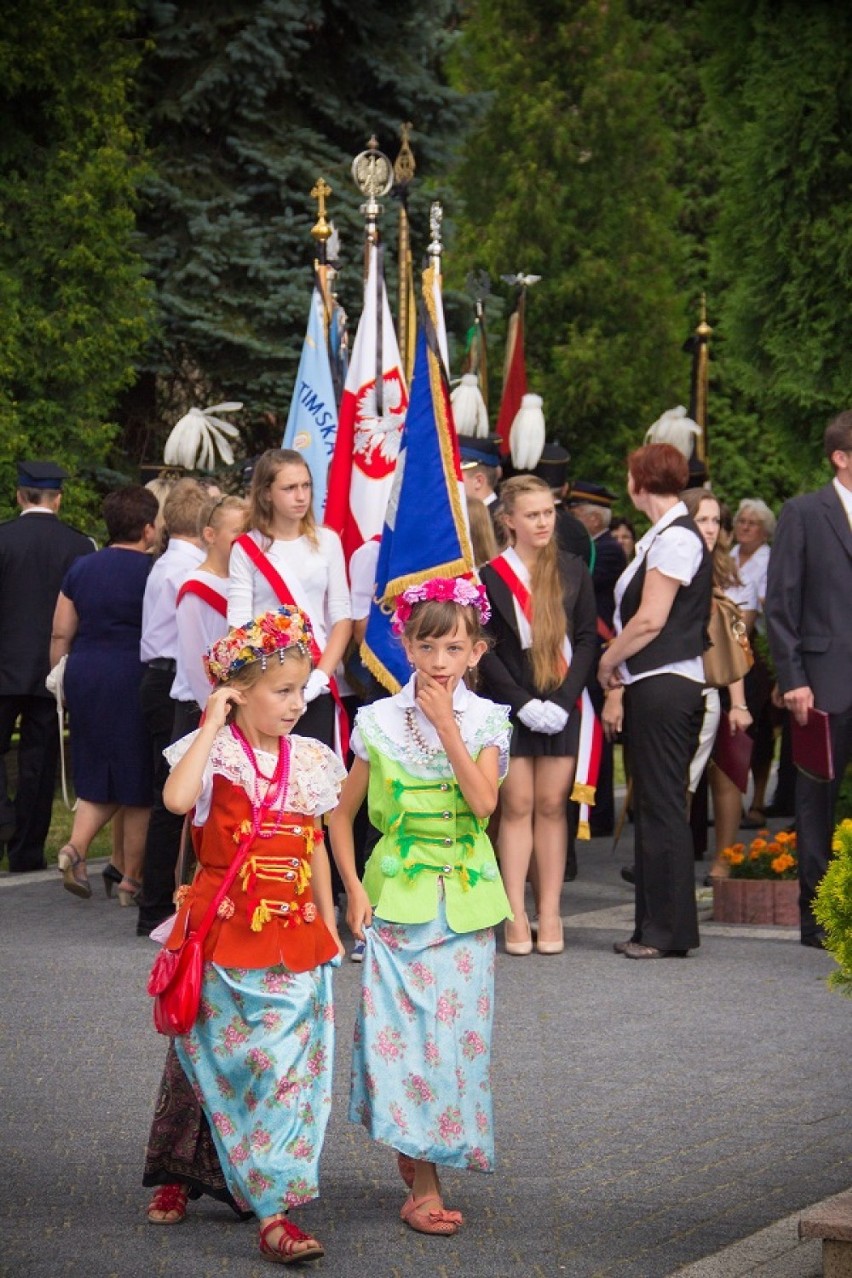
top-left (164, 728), bottom-right (346, 826)
top-left (351, 676), bottom-right (511, 782)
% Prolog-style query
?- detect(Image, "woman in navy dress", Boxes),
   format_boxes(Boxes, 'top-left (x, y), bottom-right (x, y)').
top-left (50, 486), bottom-right (160, 903)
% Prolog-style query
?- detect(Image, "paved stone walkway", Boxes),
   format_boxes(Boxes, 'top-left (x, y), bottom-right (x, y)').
top-left (1, 827), bottom-right (848, 1278)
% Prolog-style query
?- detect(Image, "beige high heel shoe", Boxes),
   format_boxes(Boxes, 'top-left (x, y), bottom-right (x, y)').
top-left (504, 913), bottom-right (533, 956)
top-left (536, 917), bottom-right (565, 955)
top-left (117, 876), bottom-right (142, 907)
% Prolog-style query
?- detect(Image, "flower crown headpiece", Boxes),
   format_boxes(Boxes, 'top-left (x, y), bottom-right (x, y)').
top-left (391, 577), bottom-right (491, 636)
top-left (204, 606), bottom-right (314, 686)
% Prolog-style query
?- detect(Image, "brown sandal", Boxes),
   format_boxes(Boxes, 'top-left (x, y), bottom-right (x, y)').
top-left (400, 1192), bottom-right (463, 1236)
top-left (259, 1217), bottom-right (324, 1265)
top-left (57, 844), bottom-right (91, 899)
top-left (147, 1182), bottom-right (188, 1224)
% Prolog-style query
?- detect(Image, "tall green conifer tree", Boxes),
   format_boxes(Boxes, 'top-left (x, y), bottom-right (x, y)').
top-left (449, 0), bottom-right (685, 488)
top-left (134, 0), bottom-right (468, 454)
top-left (0, 0), bottom-right (154, 523)
top-left (703, 0), bottom-right (852, 495)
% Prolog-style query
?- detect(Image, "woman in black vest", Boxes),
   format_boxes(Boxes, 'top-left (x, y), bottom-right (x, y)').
top-left (598, 445), bottom-right (712, 959)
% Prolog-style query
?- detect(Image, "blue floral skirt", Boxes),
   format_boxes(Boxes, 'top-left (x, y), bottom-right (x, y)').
top-left (349, 900), bottom-right (496, 1172)
top-left (175, 961), bottom-right (335, 1217)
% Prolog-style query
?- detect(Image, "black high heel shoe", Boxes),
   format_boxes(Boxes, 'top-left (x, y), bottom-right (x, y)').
top-left (102, 862), bottom-right (123, 898)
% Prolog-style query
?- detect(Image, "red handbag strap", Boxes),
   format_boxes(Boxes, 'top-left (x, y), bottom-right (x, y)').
top-left (187, 737), bottom-right (291, 944)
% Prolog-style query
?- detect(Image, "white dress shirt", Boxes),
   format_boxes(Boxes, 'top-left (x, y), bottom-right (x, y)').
top-left (140, 538), bottom-right (204, 663)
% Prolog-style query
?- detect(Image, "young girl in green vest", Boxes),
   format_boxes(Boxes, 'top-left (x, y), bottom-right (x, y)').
top-left (328, 579), bottom-right (511, 1236)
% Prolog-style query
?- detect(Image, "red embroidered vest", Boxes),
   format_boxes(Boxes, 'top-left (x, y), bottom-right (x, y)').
top-left (164, 774), bottom-right (338, 972)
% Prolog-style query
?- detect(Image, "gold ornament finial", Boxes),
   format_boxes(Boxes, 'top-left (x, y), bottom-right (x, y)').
top-left (696, 291), bottom-right (713, 339)
top-left (394, 122), bottom-right (416, 186)
top-left (310, 178), bottom-right (332, 245)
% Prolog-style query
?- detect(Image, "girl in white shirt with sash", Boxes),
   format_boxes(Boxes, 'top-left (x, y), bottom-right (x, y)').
top-left (228, 449), bottom-right (352, 757)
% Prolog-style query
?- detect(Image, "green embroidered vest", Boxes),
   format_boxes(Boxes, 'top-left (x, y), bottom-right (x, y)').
top-left (358, 725), bottom-right (511, 933)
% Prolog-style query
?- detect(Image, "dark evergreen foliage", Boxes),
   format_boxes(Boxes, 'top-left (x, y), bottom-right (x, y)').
top-left (0, 0), bottom-right (154, 526)
top-left (447, 0), bottom-right (687, 496)
top-left (132, 0), bottom-right (470, 459)
top-left (703, 0), bottom-right (852, 496)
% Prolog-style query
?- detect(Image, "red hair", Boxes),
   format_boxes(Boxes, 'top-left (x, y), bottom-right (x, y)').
top-left (628, 444), bottom-right (689, 496)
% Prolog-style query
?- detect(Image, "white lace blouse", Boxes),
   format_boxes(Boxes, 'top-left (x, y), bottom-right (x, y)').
top-left (164, 728), bottom-right (346, 826)
top-left (351, 676), bottom-right (512, 782)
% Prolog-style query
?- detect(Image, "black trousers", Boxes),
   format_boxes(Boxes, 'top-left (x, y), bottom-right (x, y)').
top-left (625, 675), bottom-right (704, 952)
top-left (137, 669), bottom-right (185, 932)
top-left (0, 694), bottom-right (58, 870)
top-left (797, 705), bottom-right (852, 941)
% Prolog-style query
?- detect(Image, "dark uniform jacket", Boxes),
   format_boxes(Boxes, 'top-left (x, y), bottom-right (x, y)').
top-left (0, 512), bottom-right (95, 697)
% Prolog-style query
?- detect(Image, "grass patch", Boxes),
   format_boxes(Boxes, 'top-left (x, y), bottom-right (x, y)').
top-left (1, 790), bottom-right (113, 871)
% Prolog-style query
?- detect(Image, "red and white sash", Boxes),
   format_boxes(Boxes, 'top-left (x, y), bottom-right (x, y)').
top-left (234, 534), bottom-right (349, 759)
top-left (490, 547), bottom-right (603, 838)
top-left (176, 579), bottom-right (228, 616)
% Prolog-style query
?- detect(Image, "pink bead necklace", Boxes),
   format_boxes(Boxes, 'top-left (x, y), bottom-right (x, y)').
top-left (230, 723), bottom-right (292, 838)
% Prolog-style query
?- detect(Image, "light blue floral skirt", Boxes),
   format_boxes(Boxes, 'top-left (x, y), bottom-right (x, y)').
top-left (349, 900), bottom-right (496, 1172)
top-left (175, 961), bottom-right (335, 1217)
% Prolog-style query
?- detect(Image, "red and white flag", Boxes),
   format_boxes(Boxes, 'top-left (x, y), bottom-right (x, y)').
top-left (324, 245), bottom-right (408, 565)
top-left (495, 295), bottom-right (527, 459)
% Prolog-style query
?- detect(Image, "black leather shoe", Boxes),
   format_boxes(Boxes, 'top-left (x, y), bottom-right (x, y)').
top-left (800, 932), bottom-right (827, 950)
top-left (620, 865), bottom-right (635, 885)
top-left (623, 942), bottom-right (688, 960)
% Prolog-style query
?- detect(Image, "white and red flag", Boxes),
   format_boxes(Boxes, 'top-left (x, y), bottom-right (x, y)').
top-left (324, 244), bottom-right (408, 565)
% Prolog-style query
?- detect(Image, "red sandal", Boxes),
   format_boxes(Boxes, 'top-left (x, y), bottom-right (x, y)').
top-left (259, 1217), bottom-right (325, 1265)
top-left (400, 1192), bottom-right (463, 1236)
top-left (147, 1182), bottom-right (189, 1224)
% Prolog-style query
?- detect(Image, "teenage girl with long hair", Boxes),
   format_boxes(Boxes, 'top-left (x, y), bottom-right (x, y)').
top-left (478, 474), bottom-right (598, 956)
top-left (228, 449), bottom-right (352, 754)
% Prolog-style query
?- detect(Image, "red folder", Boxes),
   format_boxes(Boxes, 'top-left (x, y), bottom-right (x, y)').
top-left (791, 707), bottom-right (834, 782)
top-left (712, 712), bottom-right (754, 793)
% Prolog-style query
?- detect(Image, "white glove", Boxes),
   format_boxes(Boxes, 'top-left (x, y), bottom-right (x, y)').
top-left (303, 668), bottom-right (330, 703)
top-left (517, 699), bottom-right (549, 732)
top-left (539, 701), bottom-right (569, 734)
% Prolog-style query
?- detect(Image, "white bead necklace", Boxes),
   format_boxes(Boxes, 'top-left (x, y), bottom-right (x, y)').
top-left (404, 707), bottom-right (461, 762)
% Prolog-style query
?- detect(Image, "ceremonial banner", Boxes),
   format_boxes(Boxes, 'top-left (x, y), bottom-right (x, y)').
top-left (363, 269), bottom-right (475, 693)
top-left (282, 285), bottom-right (338, 520)
top-left (495, 295), bottom-right (527, 459)
top-left (324, 244), bottom-right (408, 564)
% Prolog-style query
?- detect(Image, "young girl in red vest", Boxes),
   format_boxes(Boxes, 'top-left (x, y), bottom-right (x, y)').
top-left (228, 449), bottom-right (352, 756)
top-left (145, 606), bottom-right (345, 1264)
top-left (171, 495), bottom-right (247, 738)
top-left (478, 475), bottom-right (599, 956)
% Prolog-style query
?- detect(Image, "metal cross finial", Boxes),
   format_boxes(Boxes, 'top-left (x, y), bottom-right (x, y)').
top-left (310, 178), bottom-right (332, 246)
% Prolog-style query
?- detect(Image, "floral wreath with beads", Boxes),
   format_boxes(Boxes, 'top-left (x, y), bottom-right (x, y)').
top-left (390, 577), bottom-right (491, 636)
top-left (204, 606), bottom-right (314, 685)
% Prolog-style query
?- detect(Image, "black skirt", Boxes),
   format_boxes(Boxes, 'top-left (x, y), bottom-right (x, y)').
top-left (509, 704), bottom-right (581, 758)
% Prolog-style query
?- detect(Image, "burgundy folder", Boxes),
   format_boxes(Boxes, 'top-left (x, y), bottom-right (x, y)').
top-left (791, 707), bottom-right (834, 782)
top-left (712, 712), bottom-right (754, 793)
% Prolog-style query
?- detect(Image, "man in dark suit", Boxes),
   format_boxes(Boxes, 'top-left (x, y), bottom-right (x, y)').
top-left (765, 413), bottom-right (852, 947)
top-left (0, 462), bottom-right (95, 871)
top-left (567, 481), bottom-right (627, 837)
